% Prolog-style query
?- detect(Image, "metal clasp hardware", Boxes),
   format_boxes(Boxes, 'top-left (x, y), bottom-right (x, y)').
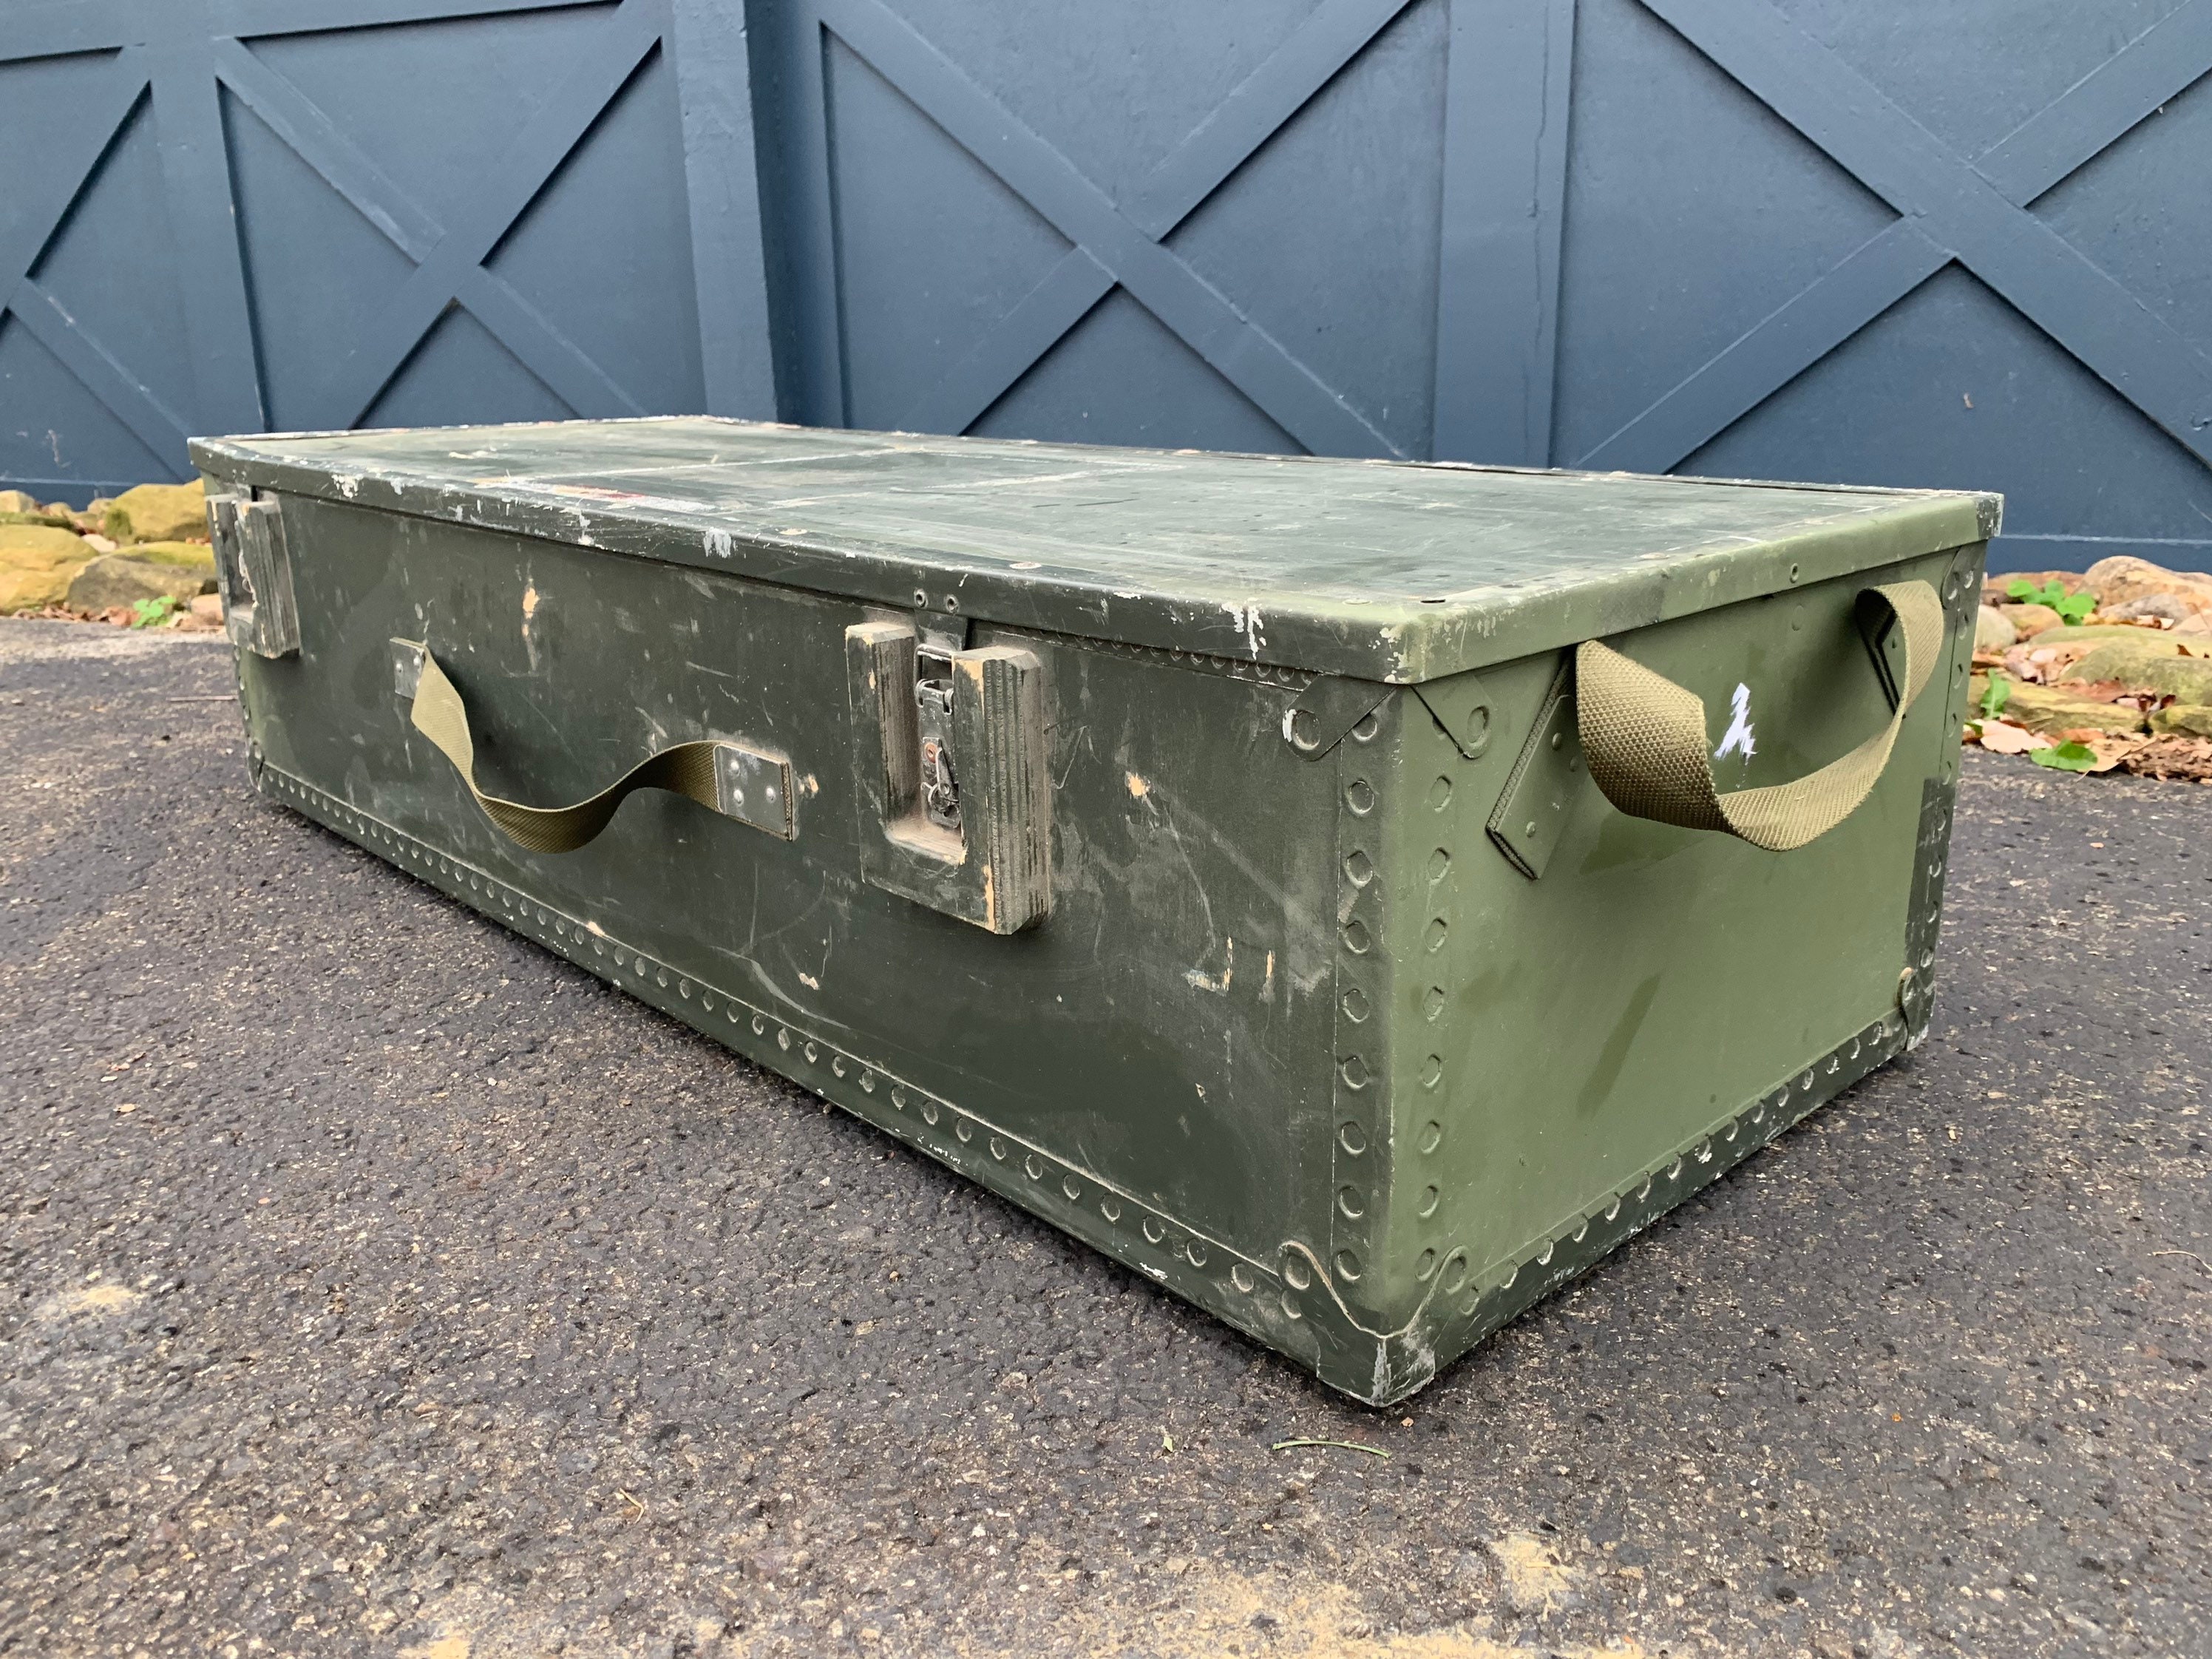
top-left (843, 617), bottom-right (1052, 934)
top-left (915, 674), bottom-right (960, 830)
top-left (207, 491), bottom-right (300, 658)
top-left (913, 617), bottom-right (966, 831)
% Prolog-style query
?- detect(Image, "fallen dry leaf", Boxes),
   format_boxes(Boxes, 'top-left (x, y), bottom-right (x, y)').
top-left (2119, 735), bottom-right (2212, 783)
top-left (2083, 736), bottom-right (2151, 773)
top-left (1972, 719), bottom-right (2050, 755)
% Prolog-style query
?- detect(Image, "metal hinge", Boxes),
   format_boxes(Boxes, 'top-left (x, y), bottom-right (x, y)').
top-left (208, 491), bottom-right (300, 658)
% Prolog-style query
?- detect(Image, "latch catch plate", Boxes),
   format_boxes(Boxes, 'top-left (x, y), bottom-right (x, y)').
top-left (208, 491), bottom-right (301, 659)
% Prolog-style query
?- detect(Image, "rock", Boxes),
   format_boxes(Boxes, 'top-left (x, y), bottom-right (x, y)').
top-left (2060, 639), bottom-right (2212, 703)
top-left (1994, 678), bottom-right (2148, 738)
top-left (79, 533), bottom-right (118, 554)
top-left (0, 524), bottom-right (96, 611)
top-left (126, 540), bottom-right (220, 574)
top-left (104, 479), bottom-right (207, 544)
top-left (189, 593), bottom-right (224, 625)
top-left (0, 523), bottom-right (89, 563)
top-left (64, 554), bottom-right (215, 612)
top-left (1999, 625), bottom-right (2179, 686)
top-left (1, 504), bottom-right (85, 532)
top-left (0, 489), bottom-right (44, 515)
top-left (2101, 594), bottom-right (2192, 626)
top-left (2001, 602), bottom-right (2063, 637)
top-left (1975, 605), bottom-right (2017, 651)
top-left (2082, 555), bottom-right (2212, 622)
top-left (2151, 705), bottom-right (2212, 739)
top-left (0, 563), bottom-right (89, 612)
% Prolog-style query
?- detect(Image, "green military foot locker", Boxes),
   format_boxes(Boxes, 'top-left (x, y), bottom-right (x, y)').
top-left (191, 419), bottom-right (1996, 1405)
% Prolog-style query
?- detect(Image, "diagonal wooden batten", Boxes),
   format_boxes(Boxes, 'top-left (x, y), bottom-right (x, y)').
top-left (293, 0), bottom-right (665, 430)
top-left (1972, 0), bottom-right (2212, 204)
top-left (901, 0), bottom-right (1416, 441)
top-left (820, 0), bottom-right (1402, 458)
top-left (10, 283), bottom-right (191, 467)
top-left (1578, 220), bottom-right (1952, 475)
top-left (1615, 0), bottom-right (2212, 473)
top-left (151, 41), bottom-right (267, 438)
top-left (211, 34), bottom-right (442, 259)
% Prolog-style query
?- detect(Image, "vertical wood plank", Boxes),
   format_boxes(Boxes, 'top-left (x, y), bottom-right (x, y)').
top-left (150, 41), bottom-right (266, 441)
top-left (1431, 0), bottom-right (1575, 466)
top-left (779, 7), bottom-right (847, 427)
top-left (670, 0), bottom-right (779, 418)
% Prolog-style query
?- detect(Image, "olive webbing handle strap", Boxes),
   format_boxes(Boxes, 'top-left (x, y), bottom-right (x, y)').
top-left (1574, 580), bottom-right (1944, 853)
top-left (402, 642), bottom-right (723, 855)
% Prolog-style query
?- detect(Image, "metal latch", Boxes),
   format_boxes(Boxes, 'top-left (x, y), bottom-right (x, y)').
top-left (207, 491), bottom-right (300, 658)
top-left (844, 618), bottom-right (1051, 934)
top-left (914, 621), bottom-right (964, 832)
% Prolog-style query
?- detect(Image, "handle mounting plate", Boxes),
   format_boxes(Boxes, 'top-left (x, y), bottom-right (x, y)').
top-left (1486, 660), bottom-right (1584, 881)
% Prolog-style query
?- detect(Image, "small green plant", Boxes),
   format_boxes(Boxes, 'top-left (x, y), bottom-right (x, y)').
top-left (2007, 577), bottom-right (2095, 625)
top-left (1977, 673), bottom-right (2012, 721)
top-left (2029, 739), bottom-right (2097, 772)
top-left (129, 594), bottom-right (180, 628)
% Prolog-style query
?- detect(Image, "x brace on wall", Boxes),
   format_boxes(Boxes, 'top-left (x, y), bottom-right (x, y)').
top-left (790, 0), bottom-right (2212, 480)
top-left (5, 0), bottom-right (2211, 498)
top-left (1588, 0), bottom-right (2212, 475)
top-left (1, 0), bottom-right (759, 479)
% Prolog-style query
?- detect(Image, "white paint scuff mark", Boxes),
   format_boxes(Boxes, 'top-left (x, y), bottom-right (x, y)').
top-left (1714, 682), bottom-right (1756, 763)
top-left (703, 528), bottom-right (733, 560)
top-left (1185, 938), bottom-right (1234, 994)
top-left (1222, 600), bottom-right (1266, 659)
top-left (797, 971), bottom-right (821, 990)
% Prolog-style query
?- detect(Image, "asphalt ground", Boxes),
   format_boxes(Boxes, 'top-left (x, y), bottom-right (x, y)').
top-left (1, 618), bottom-right (2206, 1659)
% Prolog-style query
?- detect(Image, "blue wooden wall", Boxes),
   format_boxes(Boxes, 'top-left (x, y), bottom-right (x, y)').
top-left (6, 0), bottom-right (2211, 574)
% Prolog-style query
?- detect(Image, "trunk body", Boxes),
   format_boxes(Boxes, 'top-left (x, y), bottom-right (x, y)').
top-left (194, 418), bottom-right (1990, 1402)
